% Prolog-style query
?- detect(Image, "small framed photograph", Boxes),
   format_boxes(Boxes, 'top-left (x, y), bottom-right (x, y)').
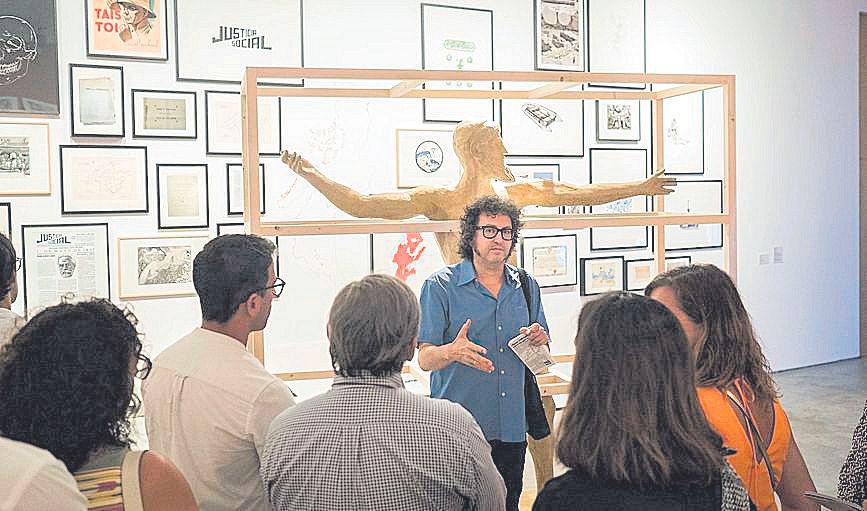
top-left (534, 0), bottom-right (584, 71)
top-left (84, 0), bottom-right (169, 61)
top-left (117, 234), bottom-right (209, 300)
top-left (395, 129), bottom-right (461, 188)
top-left (663, 91), bottom-right (704, 174)
top-left (60, 145), bottom-right (148, 214)
top-left (580, 255), bottom-right (624, 296)
top-left (500, 84), bottom-right (584, 157)
top-left (132, 89), bottom-right (197, 139)
top-left (69, 64), bottom-right (125, 138)
top-left (0, 122), bottom-right (52, 196)
top-left (664, 179), bottom-right (723, 250)
top-left (625, 256), bottom-right (691, 291)
top-left (205, 91), bottom-right (281, 156)
top-left (510, 163), bottom-right (561, 216)
top-left (596, 100), bottom-right (641, 141)
top-left (0, 203), bottom-right (10, 239)
top-left (226, 163), bottom-right (266, 216)
top-left (589, 148), bottom-right (649, 250)
top-left (521, 234), bottom-right (578, 288)
top-left (156, 164), bottom-right (209, 230)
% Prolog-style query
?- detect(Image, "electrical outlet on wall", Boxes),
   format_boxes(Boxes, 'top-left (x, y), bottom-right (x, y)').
top-left (772, 246), bottom-right (784, 263)
top-left (759, 253), bottom-right (770, 265)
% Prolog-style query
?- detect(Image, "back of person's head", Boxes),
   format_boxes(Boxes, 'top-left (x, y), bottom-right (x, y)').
top-left (557, 291), bottom-right (723, 489)
top-left (0, 233), bottom-right (16, 301)
top-left (328, 274), bottom-right (419, 377)
top-left (644, 264), bottom-right (777, 402)
top-left (193, 234), bottom-right (276, 324)
top-left (0, 298), bottom-right (149, 472)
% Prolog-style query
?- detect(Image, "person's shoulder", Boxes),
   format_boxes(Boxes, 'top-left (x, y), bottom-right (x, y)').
top-left (139, 451), bottom-right (198, 511)
top-left (408, 392), bottom-right (485, 434)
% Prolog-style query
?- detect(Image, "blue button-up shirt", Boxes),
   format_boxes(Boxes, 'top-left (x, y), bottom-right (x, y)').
top-left (419, 259), bottom-right (549, 442)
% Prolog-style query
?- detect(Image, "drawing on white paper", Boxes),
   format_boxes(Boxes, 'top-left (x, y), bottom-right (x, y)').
top-left (305, 119), bottom-right (345, 166)
top-left (532, 246), bottom-right (567, 277)
top-left (607, 104), bottom-right (632, 130)
top-left (57, 254), bottom-right (76, 278)
top-left (71, 157), bottom-right (141, 201)
top-left (0, 137), bottom-right (30, 174)
top-left (538, 0), bottom-right (582, 68)
top-left (442, 38), bottom-right (475, 87)
top-left (666, 117), bottom-right (689, 146)
top-left (166, 174), bottom-right (200, 217)
top-left (415, 141), bottom-right (443, 173)
top-left (137, 246), bottom-right (192, 285)
top-left (591, 262), bottom-right (617, 288)
top-left (78, 77), bottom-right (116, 125)
top-left (522, 103), bottom-right (561, 131)
top-left (0, 16), bottom-right (38, 85)
top-left (599, 198), bottom-right (632, 214)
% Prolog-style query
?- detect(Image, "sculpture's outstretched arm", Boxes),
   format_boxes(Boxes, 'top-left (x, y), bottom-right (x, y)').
top-left (506, 169), bottom-right (676, 209)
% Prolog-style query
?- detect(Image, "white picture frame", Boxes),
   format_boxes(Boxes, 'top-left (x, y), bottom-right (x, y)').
top-left (117, 234), bottom-right (209, 300)
top-left (132, 89), bottom-right (197, 139)
top-left (587, 0), bottom-right (646, 88)
top-left (534, 0), bottom-right (584, 71)
top-left (580, 255), bottom-right (624, 296)
top-left (157, 164), bottom-right (209, 230)
top-left (588, 148), bottom-right (648, 250)
top-left (663, 91), bottom-right (705, 174)
top-left (500, 83), bottom-right (584, 157)
top-left (395, 128), bottom-right (461, 188)
top-left (664, 180), bottom-right (723, 250)
top-left (59, 145), bottom-right (148, 214)
top-left (0, 122), bottom-right (52, 196)
top-left (205, 91), bottom-right (281, 156)
top-left (69, 64), bottom-right (125, 138)
top-left (510, 163), bottom-right (561, 216)
top-left (227, 163), bottom-right (266, 216)
top-left (371, 232), bottom-right (446, 295)
top-left (596, 100), bottom-right (641, 141)
top-left (521, 234), bottom-right (578, 288)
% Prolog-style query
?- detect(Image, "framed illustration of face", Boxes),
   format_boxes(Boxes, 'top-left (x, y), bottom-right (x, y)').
top-left (0, 0), bottom-right (60, 115)
top-left (117, 234), bottom-right (209, 299)
top-left (85, 0), bottom-right (169, 61)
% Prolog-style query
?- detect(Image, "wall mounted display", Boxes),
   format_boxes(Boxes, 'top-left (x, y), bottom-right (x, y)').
top-left (0, 122), bottom-right (51, 195)
top-left (174, 0), bottom-right (303, 85)
top-left (0, 1), bottom-right (60, 115)
top-left (132, 89), bottom-right (197, 139)
top-left (395, 128), bottom-right (461, 188)
top-left (85, 0), bottom-right (169, 61)
top-left (205, 91), bottom-right (281, 156)
top-left (510, 163), bottom-right (561, 215)
top-left (227, 163), bottom-right (265, 216)
top-left (0, 203), bottom-right (10, 239)
top-left (580, 255), bottom-right (624, 295)
top-left (625, 255), bottom-right (691, 291)
top-left (156, 164), bottom-right (209, 229)
top-left (663, 91), bottom-right (704, 174)
top-left (117, 233), bottom-right (208, 299)
top-left (69, 64), bottom-right (125, 137)
top-left (521, 234), bottom-right (578, 288)
top-left (534, 0), bottom-right (584, 71)
top-left (372, 232), bottom-right (446, 294)
top-left (21, 223), bottom-right (110, 310)
top-left (60, 145), bottom-right (148, 214)
top-left (421, 3), bottom-right (494, 123)
top-left (596, 100), bottom-right (640, 141)
top-left (500, 88), bottom-right (584, 157)
top-left (588, 148), bottom-right (648, 250)
top-left (664, 179), bottom-right (723, 250)
top-left (587, 0), bottom-right (646, 88)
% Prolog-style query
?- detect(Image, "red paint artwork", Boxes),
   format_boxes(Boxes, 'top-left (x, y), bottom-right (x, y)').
top-left (392, 232), bottom-right (426, 281)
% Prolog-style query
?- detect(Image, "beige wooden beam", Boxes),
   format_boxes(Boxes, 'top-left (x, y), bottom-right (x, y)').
top-left (389, 79), bottom-right (424, 97)
top-left (262, 86), bottom-right (655, 100)
top-left (653, 83), bottom-right (721, 100)
top-left (527, 81), bottom-right (580, 99)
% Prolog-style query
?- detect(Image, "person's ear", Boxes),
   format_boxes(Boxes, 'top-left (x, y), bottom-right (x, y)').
top-left (240, 292), bottom-right (261, 318)
top-left (404, 336), bottom-right (418, 362)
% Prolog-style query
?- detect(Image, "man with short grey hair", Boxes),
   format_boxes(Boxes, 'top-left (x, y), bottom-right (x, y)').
top-left (261, 274), bottom-right (506, 511)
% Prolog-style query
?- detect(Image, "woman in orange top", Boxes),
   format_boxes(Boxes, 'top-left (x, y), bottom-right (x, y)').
top-left (646, 264), bottom-right (816, 511)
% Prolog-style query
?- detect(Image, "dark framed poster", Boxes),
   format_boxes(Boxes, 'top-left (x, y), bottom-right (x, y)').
top-left (0, 0), bottom-right (60, 115)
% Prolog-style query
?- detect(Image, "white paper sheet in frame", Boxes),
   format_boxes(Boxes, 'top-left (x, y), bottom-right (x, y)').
top-left (157, 164), bottom-right (209, 229)
top-left (117, 234), bottom-right (208, 299)
top-left (132, 90), bottom-right (197, 139)
top-left (206, 91), bottom-right (281, 156)
top-left (22, 223), bottom-right (110, 310)
top-left (596, 100), bottom-right (640, 141)
top-left (510, 164), bottom-right (561, 215)
top-left (395, 129), bottom-right (461, 188)
top-left (0, 203), bottom-right (9, 239)
top-left (580, 256), bottom-right (623, 295)
top-left (372, 232), bottom-right (446, 295)
top-left (521, 235), bottom-right (577, 288)
top-left (59, 145), bottom-right (148, 214)
top-left (664, 180), bottom-right (723, 250)
top-left (587, 0), bottom-right (645, 87)
top-left (501, 93), bottom-right (584, 157)
top-left (588, 148), bottom-right (648, 249)
top-left (227, 163), bottom-right (266, 215)
top-left (174, 0), bottom-right (303, 85)
top-left (70, 64), bottom-right (124, 137)
top-left (663, 91), bottom-right (704, 173)
top-left (624, 256), bottom-right (691, 291)
top-left (0, 122), bottom-right (51, 195)
top-left (535, 0), bottom-right (584, 71)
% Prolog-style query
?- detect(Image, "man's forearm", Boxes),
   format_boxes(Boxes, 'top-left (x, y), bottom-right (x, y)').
top-left (417, 344), bottom-right (454, 372)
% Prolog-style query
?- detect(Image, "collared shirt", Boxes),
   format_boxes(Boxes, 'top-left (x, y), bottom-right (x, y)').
top-left (419, 259), bottom-right (549, 442)
top-left (0, 307), bottom-right (23, 347)
top-left (143, 327), bottom-right (295, 511)
top-left (261, 372), bottom-right (506, 511)
top-left (0, 436), bottom-right (88, 511)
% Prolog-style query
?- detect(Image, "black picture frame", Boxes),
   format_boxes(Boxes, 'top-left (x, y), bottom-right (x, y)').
top-left (205, 91), bottom-right (282, 156)
top-left (499, 82), bottom-right (585, 158)
top-left (131, 89), bottom-right (198, 139)
top-left (0, 203), bottom-right (10, 239)
top-left (586, 0), bottom-right (647, 90)
top-left (664, 179), bottom-right (723, 251)
top-left (520, 233), bottom-right (579, 288)
top-left (580, 255), bottom-right (624, 296)
top-left (226, 163), bottom-right (266, 216)
top-left (69, 63), bottom-right (125, 138)
top-left (588, 147), bottom-right (649, 250)
top-left (624, 255), bottom-right (691, 291)
top-left (0, 0), bottom-right (60, 115)
top-left (84, 0), bottom-right (170, 62)
top-left (59, 145), bottom-right (148, 214)
top-left (533, 0), bottom-right (586, 72)
top-left (156, 164), bottom-right (209, 230)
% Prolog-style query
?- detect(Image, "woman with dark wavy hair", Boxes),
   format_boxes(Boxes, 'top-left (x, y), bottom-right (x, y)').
top-left (0, 299), bottom-right (197, 510)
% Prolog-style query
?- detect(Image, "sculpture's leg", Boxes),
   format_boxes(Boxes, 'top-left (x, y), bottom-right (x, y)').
top-left (527, 395), bottom-right (556, 490)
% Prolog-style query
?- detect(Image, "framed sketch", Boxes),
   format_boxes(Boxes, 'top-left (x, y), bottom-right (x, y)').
top-left (664, 179), bottom-right (723, 251)
top-left (624, 255), bottom-right (691, 291)
top-left (157, 164), bottom-right (209, 229)
top-left (21, 223), bottom-right (110, 310)
top-left (500, 85), bottom-right (584, 157)
top-left (60, 145), bottom-right (148, 214)
top-left (596, 100), bottom-right (640, 141)
top-left (580, 255), bottom-right (624, 296)
top-left (587, 0), bottom-right (646, 89)
top-left (589, 148), bottom-right (648, 250)
top-left (226, 163), bottom-right (266, 216)
top-left (174, 0), bottom-right (303, 85)
top-left (132, 89), bottom-right (197, 139)
top-left (663, 91), bottom-right (704, 174)
top-left (395, 129), bottom-right (461, 188)
top-left (0, 203), bottom-right (10, 239)
top-left (70, 64), bottom-right (125, 138)
top-left (205, 91), bottom-right (281, 156)
top-left (371, 232), bottom-right (446, 294)
top-left (421, 3), bottom-right (494, 123)
top-left (0, 1), bottom-right (60, 115)
top-left (534, 0), bottom-right (584, 71)
top-left (85, 0), bottom-right (169, 61)
top-left (510, 163), bottom-right (560, 215)
top-left (521, 234), bottom-right (578, 288)
top-left (0, 122), bottom-right (52, 195)
top-left (117, 234), bottom-right (208, 299)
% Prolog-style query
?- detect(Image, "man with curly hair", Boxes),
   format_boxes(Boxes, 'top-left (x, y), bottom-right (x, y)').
top-left (0, 232), bottom-right (22, 346)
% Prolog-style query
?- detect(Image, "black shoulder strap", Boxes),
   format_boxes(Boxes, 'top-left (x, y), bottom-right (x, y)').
top-left (516, 267), bottom-right (533, 324)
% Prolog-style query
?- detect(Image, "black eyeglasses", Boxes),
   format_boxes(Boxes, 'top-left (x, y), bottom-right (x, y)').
top-left (476, 225), bottom-right (515, 241)
top-left (15, 257), bottom-right (22, 271)
top-left (255, 276), bottom-right (285, 298)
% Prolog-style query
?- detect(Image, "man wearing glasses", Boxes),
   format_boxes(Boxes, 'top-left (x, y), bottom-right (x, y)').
top-left (0, 233), bottom-right (23, 346)
top-left (143, 234), bottom-right (294, 511)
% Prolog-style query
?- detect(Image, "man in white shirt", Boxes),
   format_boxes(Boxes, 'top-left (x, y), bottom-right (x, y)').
top-left (0, 436), bottom-right (87, 511)
top-left (143, 234), bottom-right (295, 511)
top-left (0, 233), bottom-right (23, 346)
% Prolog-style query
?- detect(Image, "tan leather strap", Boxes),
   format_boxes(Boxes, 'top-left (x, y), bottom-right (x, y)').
top-left (725, 391), bottom-right (779, 491)
top-left (121, 450), bottom-right (146, 511)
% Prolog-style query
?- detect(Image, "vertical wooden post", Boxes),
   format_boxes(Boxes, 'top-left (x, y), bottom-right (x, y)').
top-left (652, 97), bottom-right (666, 275)
top-left (723, 78), bottom-right (738, 282)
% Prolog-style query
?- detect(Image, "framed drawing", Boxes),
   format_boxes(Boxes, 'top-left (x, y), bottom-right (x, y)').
top-left (596, 100), bottom-right (641, 142)
top-left (0, 203), bottom-right (10, 239)
top-left (663, 91), bottom-right (704, 174)
top-left (132, 89), bottom-right (197, 139)
top-left (588, 148), bottom-right (648, 250)
top-left (174, 0), bottom-right (303, 85)
top-left (205, 91), bottom-right (281, 156)
top-left (60, 145), bottom-right (148, 214)
top-left (371, 232), bottom-right (446, 294)
top-left (534, 0), bottom-right (584, 71)
top-left (624, 255), bottom-right (691, 291)
top-left (587, 0), bottom-right (646, 89)
top-left (664, 179), bottom-right (723, 250)
top-left (510, 163), bottom-right (560, 215)
top-left (156, 164), bottom-right (209, 230)
top-left (226, 163), bottom-right (266, 216)
top-left (395, 129), bottom-right (461, 188)
top-left (520, 234), bottom-right (578, 288)
top-left (500, 85), bottom-right (584, 157)
top-left (69, 64), bottom-right (125, 138)
top-left (0, 122), bottom-right (51, 195)
top-left (117, 234), bottom-right (208, 299)
top-left (580, 255), bottom-right (624, 296)
top-left (0, 0), bottom-right (60, 115)
top-left (85, 0), bottom-right (169, 61)
top-left (421, 3), bottom-right (494, 123)
top-left (21, 223), bottom-right (110, 310)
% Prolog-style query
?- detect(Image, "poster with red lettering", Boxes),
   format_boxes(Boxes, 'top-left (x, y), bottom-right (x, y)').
top-left (85, 0), bottom-right (168, 61)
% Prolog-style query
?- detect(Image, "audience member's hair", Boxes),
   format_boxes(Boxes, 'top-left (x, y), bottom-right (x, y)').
top-left (458, 195), bottom-right (523, 261)
top-left (557, 291), bottom-right (723, 488)
top-left (644, 264), bottom-right (777, 403)
top-left (328, 274), bottom-right (419, 377)
top-left (0, 233), bottom-right (15, 300)
top-left (0, 299), bottom-right (150, 472)
top-left (193, 234), bottom-right (276, 323)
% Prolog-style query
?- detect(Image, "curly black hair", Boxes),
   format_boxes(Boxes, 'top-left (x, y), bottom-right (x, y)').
top-left (458, 195), bottom-right (524, 261)
top-left (0, 233), bottom-right (15, 300)
top-left (0, 298), bottom-right (149, 472)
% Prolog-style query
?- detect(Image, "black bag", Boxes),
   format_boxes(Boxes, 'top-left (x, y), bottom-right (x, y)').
top-left (516, 268), bottom-right (551, 441)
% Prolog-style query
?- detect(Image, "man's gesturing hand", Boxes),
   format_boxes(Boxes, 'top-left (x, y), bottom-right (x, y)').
top-left (448, 319), bottom-right (494, 373)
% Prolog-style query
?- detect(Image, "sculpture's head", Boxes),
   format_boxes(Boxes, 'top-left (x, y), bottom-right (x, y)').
top-left (453, 121), bottom-right (514, 182)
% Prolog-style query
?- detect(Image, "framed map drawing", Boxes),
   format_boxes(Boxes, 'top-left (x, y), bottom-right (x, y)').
top-left (21, 223), bottom-right (110, 310)
top-left (157, 164), bottom-right (209, 229)
top-left (664, 179), bottom-right (723, 251)
top-left (624, 255), bottom-right (691, 291)
top-left (0, 203), bottom-right (10, 239)
top-left (85, 0), bottom-right (169, 61)
top-left (587, 0), bottom-right (646, 89)
top-left (580, 255), bottom-right (624, 296)
top-left (534, 0), bottom-right (584, 71)
top-left (70, 64), bottom-right (125, 138)
top-left (510, 163), bottom-right (561, 215)
top-left (132, 89), bottom-right (197, 139)
top-left (500, 87), bottom-right (584, 157)
top-left (117, 234), bottom-right (208, 299)
top-left (0, 1), bottom-right (60, 115)
top-left (59, 145), bottom-right (148, 214)
top-left (372, 232), bottom-right (446, 294)
top-left (0, 122), bottom-right (51, 195)
top-left (421, 3), bottom-right (494, 123)
top-left (663, 91), bottom-right (704, 174)
top-left (596, 100), bottom-right (640, 141)
top-left (174, 0), bottom-right (303, 85)
top-left (205, 91), bottom-right (281, 156)
top-left (227, 163), bottom-right (266, 216)
top-left (521, 234), bottom-right (577, 288)
top-left (395, 129), bottom-right (461, 188)
top-left (588, 148), bottom-right (648, 250)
